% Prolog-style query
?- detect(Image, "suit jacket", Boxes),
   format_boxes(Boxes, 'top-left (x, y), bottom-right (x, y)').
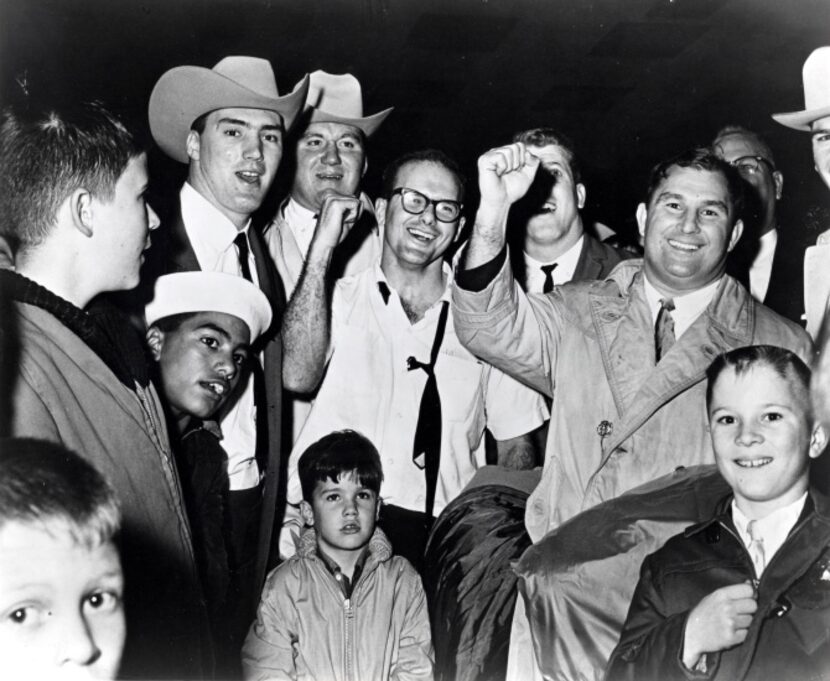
top-left (727, 227), bottom-right (805, 324)
top-left (161, 200), bottom-right (286, 626)
top-left (510, 231), bottom-right (633, 290)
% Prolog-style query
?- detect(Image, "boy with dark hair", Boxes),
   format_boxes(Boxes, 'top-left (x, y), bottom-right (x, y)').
top-left (243, 430), bottom-right (433, 681)
top-left (145, 270), bottom-right (271, 673)
top-left (607, 345), bottom-right (830, 681)
top-left (0, 438), bottom-right (125, 679)
top-left (0, 96), bottom-right (207, 678)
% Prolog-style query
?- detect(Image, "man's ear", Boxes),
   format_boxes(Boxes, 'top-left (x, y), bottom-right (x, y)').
top-left (636, 203), bottom-right (648, 239)
top-left (70, 189), bottom-right (94, 238)
top-left (362, 157), bottom-right (369, 178)
top-left (810, 424), bottom-right (828, 460)
top-left (727, 219), bottom-right (744, 252)
top-left (374, 198), bottom-right (387, 239)
top-left (453, 215), bottom-right (467, 243)
top-left (186, 130), bottom-right (201, 162)
top-left (576, 183), bottom-right (587, 211)
top-left (145, 326), bottom-right (164, 361)
top-left (773, 170), bottom-right (784, 201)
top-left (300, 500), bottom-right (315, 527)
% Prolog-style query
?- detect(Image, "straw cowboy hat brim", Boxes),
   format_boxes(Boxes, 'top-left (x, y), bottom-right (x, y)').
top-left (772, 47), bottom-right (830, 132)
top-left (306, 106), bottom-right (393, 137)
top-left (149, 57), bottom-right (309, 163)
top-left (772, 105), bottom-right (830, 132)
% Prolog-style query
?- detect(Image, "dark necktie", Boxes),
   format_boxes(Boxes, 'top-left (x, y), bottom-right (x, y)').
top-left (655, 298), bottom-right (676, 362)
top-left (541, 263), bottom-right (558, 293)
top-left (407, 300), bottom-right (450, 521)
top-left (234, 232), bottom-right (253, 282)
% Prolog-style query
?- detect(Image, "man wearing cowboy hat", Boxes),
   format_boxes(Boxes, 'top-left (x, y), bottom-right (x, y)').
top-left (262, 70), bottom-right (391, 444)
top-left (773, 47), bottom-right (830, 337)
top-left (264, 70), bottom-right (392, 298)
top-left (147, 56), bottom-right (309, 672)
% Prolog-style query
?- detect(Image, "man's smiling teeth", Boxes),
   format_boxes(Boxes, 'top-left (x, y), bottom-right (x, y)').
top-left (237, 171), bottom-right (261, 183)
top-left (202, 381), bottom-right (226, 396)
top-left (668, 239), bottom-right (701, 251)
top-left (735, 457), bottom-right (773, 468)
top-left (408, 228), bottom-right (436, 242)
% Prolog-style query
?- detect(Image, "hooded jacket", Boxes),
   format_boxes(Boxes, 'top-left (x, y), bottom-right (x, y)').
top-left (243, 528), bottom-right (433, 681)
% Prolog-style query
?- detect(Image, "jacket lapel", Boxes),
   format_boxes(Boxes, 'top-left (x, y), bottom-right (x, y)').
top-left (166, 203), bottom-right (202, 273)
top-left (573, 234), bottom-right (604, 282)
top-left (597, 274), bottom-right (755, 458)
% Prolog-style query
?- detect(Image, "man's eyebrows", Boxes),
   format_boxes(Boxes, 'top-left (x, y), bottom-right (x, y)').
top-left (216, 117), bottom-right (282, 132)
top-left (812, 127), bottom-right (830, 137)
top-left (194, 322), bottom-right (231, 339)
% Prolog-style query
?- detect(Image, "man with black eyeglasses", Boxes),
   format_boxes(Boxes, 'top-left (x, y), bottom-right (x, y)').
top-left (713, 125), bottom-right (805, 323)
top-left (279, 149), bottom-right (548, 569)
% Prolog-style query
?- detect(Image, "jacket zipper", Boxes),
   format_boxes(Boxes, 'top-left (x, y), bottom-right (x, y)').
top-left (344, 597), bottom-right (354, 681)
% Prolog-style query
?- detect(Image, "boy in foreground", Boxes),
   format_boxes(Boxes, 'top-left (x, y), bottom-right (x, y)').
top-left (145, 271), bottom-right (271, 673)
top-left (606, 345), bottom-right (830, 680)
top-left (242, 430), bottom-right (433, 681)
top-left (0, 438), bottom-right (125, 680)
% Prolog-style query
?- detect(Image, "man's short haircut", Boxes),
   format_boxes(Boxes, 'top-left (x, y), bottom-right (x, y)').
top-left (381, 149), bottom-right (467, 204)
top-left (512, 127), bottom-right (582, 184)
top-left (712, 124), bottom-right (777, 167)
top-left (705, 345), bottom-right (812, 418)
top-left (644, 147), bottom-right (744, 219)
top-left (298, 430), bottom-right (384, 501)
top-left (0, 438), bottom-right (121, 550)
top-left (0, 99), bottom-right (143, 254)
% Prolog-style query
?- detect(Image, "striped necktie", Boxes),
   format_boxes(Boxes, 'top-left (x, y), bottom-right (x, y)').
top-left (655, 298), bottom-right (675, 362)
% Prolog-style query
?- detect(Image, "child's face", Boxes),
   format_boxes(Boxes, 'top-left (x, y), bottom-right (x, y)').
top-left (709, 364), bottom-right (826, 517)
top-left (0, 520), bottom-right (125, 680)
top-left (148, 312), bottom-right (251, 420)
top-left (301, 471), bottom-right (379, 562)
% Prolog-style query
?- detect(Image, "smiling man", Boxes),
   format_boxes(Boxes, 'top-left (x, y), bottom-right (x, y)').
top-left (279, 149), bottom-right (548, 570)
top-left (452, 144), bottom-right (812, 680)
top-left (263, 70), bottom-right (391, 444)
top-left (147, 56), bottom-right (308, 674)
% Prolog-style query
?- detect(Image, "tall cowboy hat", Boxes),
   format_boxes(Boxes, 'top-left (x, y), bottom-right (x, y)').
top-left (772, 47), bottom-right (830, 131)
top-left (149, 56), bottom-right (310, 163)
top-left (297, 70), bottom-right (392, 137)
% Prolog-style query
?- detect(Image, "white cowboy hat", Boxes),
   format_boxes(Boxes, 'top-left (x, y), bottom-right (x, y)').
top-left (296, 70), bottom-right (392, 137)
top-left (772, 47), bottom-right (830, 131)
top-left (149, 56), bottom-right (310, 163)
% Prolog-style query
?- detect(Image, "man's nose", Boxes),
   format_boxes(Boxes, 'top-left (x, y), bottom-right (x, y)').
top-left (58, 611), bottom-right (102, 669)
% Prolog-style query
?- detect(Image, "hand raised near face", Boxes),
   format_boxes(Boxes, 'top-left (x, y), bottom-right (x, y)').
top-left (682, 582), bottom-right (758, 670)
top-left (477, 143), bottom-right (541, 209)
top-left (310, 190), bottom-right (362, 253)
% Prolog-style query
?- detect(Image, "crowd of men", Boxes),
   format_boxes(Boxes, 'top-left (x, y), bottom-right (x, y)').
top-left (1, 44), bottom-right (830, 681)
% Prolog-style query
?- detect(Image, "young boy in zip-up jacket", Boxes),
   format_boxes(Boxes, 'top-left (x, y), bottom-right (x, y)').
top-left (243, 430), bottom-right (433, 681)
top-left (606, 345), bottom-right (830, 681)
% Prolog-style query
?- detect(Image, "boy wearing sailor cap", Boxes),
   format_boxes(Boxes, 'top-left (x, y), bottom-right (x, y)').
top-left (145, 271), bottom-right (271, 675)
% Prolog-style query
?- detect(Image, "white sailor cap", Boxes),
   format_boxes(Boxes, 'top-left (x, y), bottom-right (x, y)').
top-left (145, 272), bottom-right (272, 341)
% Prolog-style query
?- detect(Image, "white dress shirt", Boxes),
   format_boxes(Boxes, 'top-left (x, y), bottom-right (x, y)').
top-left (523, 235), bottom-right (585, 294)
top-left (279, 263), bottom-right (549, 556)
top-left (282, 198), bottom-right (317, 258)
top-left (180, 182), bottom-right (260, 490)
top-left (749, 229), bottom-right (778, 303)
top-left (643, 275), bottom-right (721, 340)
top-left (732, 492), bottom-right (807, 578)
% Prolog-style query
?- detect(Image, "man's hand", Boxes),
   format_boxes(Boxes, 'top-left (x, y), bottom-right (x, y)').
top-left (463, 144), bottom-right (542, 269)
top-left (478, 143), bottom-right (541, 210)
top-left (309, 191), bottom-right (362, 254)
top-left (682, 583), bottom-right (757, 669)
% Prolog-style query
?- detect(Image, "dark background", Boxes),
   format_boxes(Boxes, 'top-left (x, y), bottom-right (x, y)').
top-left (2, 0), bottom-right (830, 243)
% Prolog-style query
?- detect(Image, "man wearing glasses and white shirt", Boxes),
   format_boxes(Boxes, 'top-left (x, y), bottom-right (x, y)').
top-left (712, 125), bottom-right (805, 324)
top-left (279, 149), bottom-right (548, 570)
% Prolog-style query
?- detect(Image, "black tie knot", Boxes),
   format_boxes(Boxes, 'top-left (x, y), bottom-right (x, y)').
top-left (541, 263), bottom-right (558, 293)
top-left (407, 356), bottom-right (432, 374)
